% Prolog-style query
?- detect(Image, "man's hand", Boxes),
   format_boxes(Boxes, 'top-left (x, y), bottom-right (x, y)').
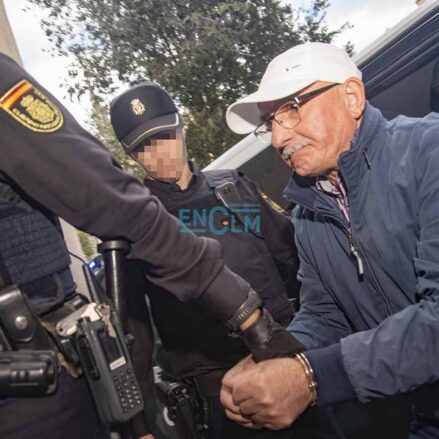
top-left (139, 435), bottom-right (154, 439)
top-left (220, 355), bottom-right (313, 430)
top-left (219, 356), bottom-right (261, 429)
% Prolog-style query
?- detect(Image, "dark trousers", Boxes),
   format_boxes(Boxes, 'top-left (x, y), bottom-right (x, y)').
top-left (0, 370), bottom-right (109, 439)
top-left (333, 398), bottom-right (411, 439)
top-left (209, 397), bottom-right (347, 439)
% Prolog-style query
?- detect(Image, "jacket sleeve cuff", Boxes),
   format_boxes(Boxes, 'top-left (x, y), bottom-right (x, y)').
top-left (305, 343), bottom-right (356, 406)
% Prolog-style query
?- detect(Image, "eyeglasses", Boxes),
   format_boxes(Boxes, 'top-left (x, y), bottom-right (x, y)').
top-left (254, 83), bottom-right (339, 138)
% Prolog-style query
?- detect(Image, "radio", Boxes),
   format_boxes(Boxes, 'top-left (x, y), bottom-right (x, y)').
top-left (57, 302), bottom-right (143, 424)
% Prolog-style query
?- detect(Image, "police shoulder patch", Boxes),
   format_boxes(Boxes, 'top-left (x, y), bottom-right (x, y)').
top-left (0, 79), bottom-right (63, 133)
top-left (260, 191), bottom-right (285, 213)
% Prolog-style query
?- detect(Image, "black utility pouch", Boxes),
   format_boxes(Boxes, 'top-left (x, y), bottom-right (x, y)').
top-left (0, 284), bottom-right (52, 351)
top-left (0, 284), bottom-right (58, 396)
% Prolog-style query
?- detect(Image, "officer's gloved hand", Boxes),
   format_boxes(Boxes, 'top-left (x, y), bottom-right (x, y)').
top-left (238, 308), bottom-right (305, 362)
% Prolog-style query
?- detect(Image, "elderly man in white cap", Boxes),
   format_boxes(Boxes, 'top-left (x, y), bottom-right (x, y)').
top-left (220, 42), bottom-right (439, 439)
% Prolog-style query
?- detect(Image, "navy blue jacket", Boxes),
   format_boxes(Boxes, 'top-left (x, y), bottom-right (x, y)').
top-left (286, 103), bottom-right (439, 406)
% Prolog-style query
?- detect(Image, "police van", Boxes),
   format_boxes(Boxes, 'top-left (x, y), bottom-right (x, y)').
top-left (205, 0), bottom-right (439, 211)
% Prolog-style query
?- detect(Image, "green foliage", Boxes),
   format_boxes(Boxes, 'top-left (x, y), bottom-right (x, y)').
top-left (77, 230), bottom-right (97, 259)
top-left (29, 0), bottom-right (351, 167)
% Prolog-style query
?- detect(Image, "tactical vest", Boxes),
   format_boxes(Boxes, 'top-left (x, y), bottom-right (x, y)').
top-left (0, 173), bottom-right (75, 314)
top-left (145, 169), bottom-right (294, 376)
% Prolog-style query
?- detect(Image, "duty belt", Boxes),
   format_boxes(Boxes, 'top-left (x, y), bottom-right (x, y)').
top-left (0, 284), bottom-right (88, 377)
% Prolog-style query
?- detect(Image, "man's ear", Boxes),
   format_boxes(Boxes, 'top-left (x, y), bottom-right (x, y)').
top-left (343, 77), bottom-right (366, 120)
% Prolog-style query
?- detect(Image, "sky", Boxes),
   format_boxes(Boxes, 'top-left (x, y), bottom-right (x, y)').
top-left (3, 0), bottom-right (420, 128)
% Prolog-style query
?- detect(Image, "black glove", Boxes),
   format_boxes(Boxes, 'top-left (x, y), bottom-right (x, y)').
top-left (237, 308), bottom-right (304, 362)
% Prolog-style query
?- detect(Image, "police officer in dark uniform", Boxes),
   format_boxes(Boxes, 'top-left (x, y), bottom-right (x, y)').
top-left (110, 82), bottom-right (346, 439)
top-left (0, 54), bottom-right (305, 439)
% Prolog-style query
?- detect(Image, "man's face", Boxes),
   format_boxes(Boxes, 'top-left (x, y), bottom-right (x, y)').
top-left (131, 129), bottom-right (187, 182)
top-left (258, 80), bottom-right (364, 179)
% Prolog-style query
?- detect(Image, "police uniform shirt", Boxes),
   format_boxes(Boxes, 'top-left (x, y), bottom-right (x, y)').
top-left (144, 161), bottom-right (300, 303)
top-left (141, 162), bottom-right (299, 373)
top-left (0, 53), bottom-right (250, 320)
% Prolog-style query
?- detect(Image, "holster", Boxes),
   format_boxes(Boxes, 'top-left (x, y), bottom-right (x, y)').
top-left (188, 371), bottom-right (224, 399)
top-left (156, 379), bottom-right (211, 439)
top-left (40, 293), bottom-right (89, 377)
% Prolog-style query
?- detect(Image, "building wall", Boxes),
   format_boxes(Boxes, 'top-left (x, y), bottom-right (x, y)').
top-left (0, 0), bottom-right (21, 64)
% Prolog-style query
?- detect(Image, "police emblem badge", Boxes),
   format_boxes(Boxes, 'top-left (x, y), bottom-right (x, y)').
top-left (130, 98), bottom-right (145, 116)
top-left (260, 192), bottom-right (285, 213)
top-left (0, 80), bottom-right (63, 132)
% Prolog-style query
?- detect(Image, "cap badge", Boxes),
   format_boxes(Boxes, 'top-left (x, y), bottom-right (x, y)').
top-left (130, 98), bottom-right (145, 116)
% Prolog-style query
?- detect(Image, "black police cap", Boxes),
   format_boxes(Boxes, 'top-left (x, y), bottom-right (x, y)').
top-left (110, 81), bottom-right (183, 154)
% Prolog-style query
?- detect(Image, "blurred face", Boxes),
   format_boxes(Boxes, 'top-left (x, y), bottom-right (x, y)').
top-left (258, 79), bottom-right (365, 179)
top-left (131, 129), bottom-right (187, 182)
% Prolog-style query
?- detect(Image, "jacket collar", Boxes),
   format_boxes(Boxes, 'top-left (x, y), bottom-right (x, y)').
top-left (143, 160), bottom-right (199, 193)
top-left (283, 103), bottom-right (384, 212)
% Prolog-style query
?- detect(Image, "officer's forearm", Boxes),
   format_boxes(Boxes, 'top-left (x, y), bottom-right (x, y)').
top-left (240, 309), bottom-right (261, 330)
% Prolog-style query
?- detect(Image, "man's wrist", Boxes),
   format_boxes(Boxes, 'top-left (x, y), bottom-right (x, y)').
top-left (295, 352), bottom-right (318, 406)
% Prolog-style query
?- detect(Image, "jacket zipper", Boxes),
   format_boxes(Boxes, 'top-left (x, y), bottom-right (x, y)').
top-left (347, 228), bottom-right (364, 276)
top-left (310, 194), bottom-right (364, 276)
top-left (314, 205), bottom-right (391, 315)
top-left (348, 229), bottom-right (391, 316)
top-left (316, 208), bottom-right (364, 277)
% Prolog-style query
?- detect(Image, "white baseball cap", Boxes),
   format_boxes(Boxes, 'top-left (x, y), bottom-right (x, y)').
top-left (226, 42), bottom-right (362, 134)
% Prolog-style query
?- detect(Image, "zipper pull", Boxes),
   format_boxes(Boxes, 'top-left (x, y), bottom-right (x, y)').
top-left (348, 229), bottom-right (364, 276)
